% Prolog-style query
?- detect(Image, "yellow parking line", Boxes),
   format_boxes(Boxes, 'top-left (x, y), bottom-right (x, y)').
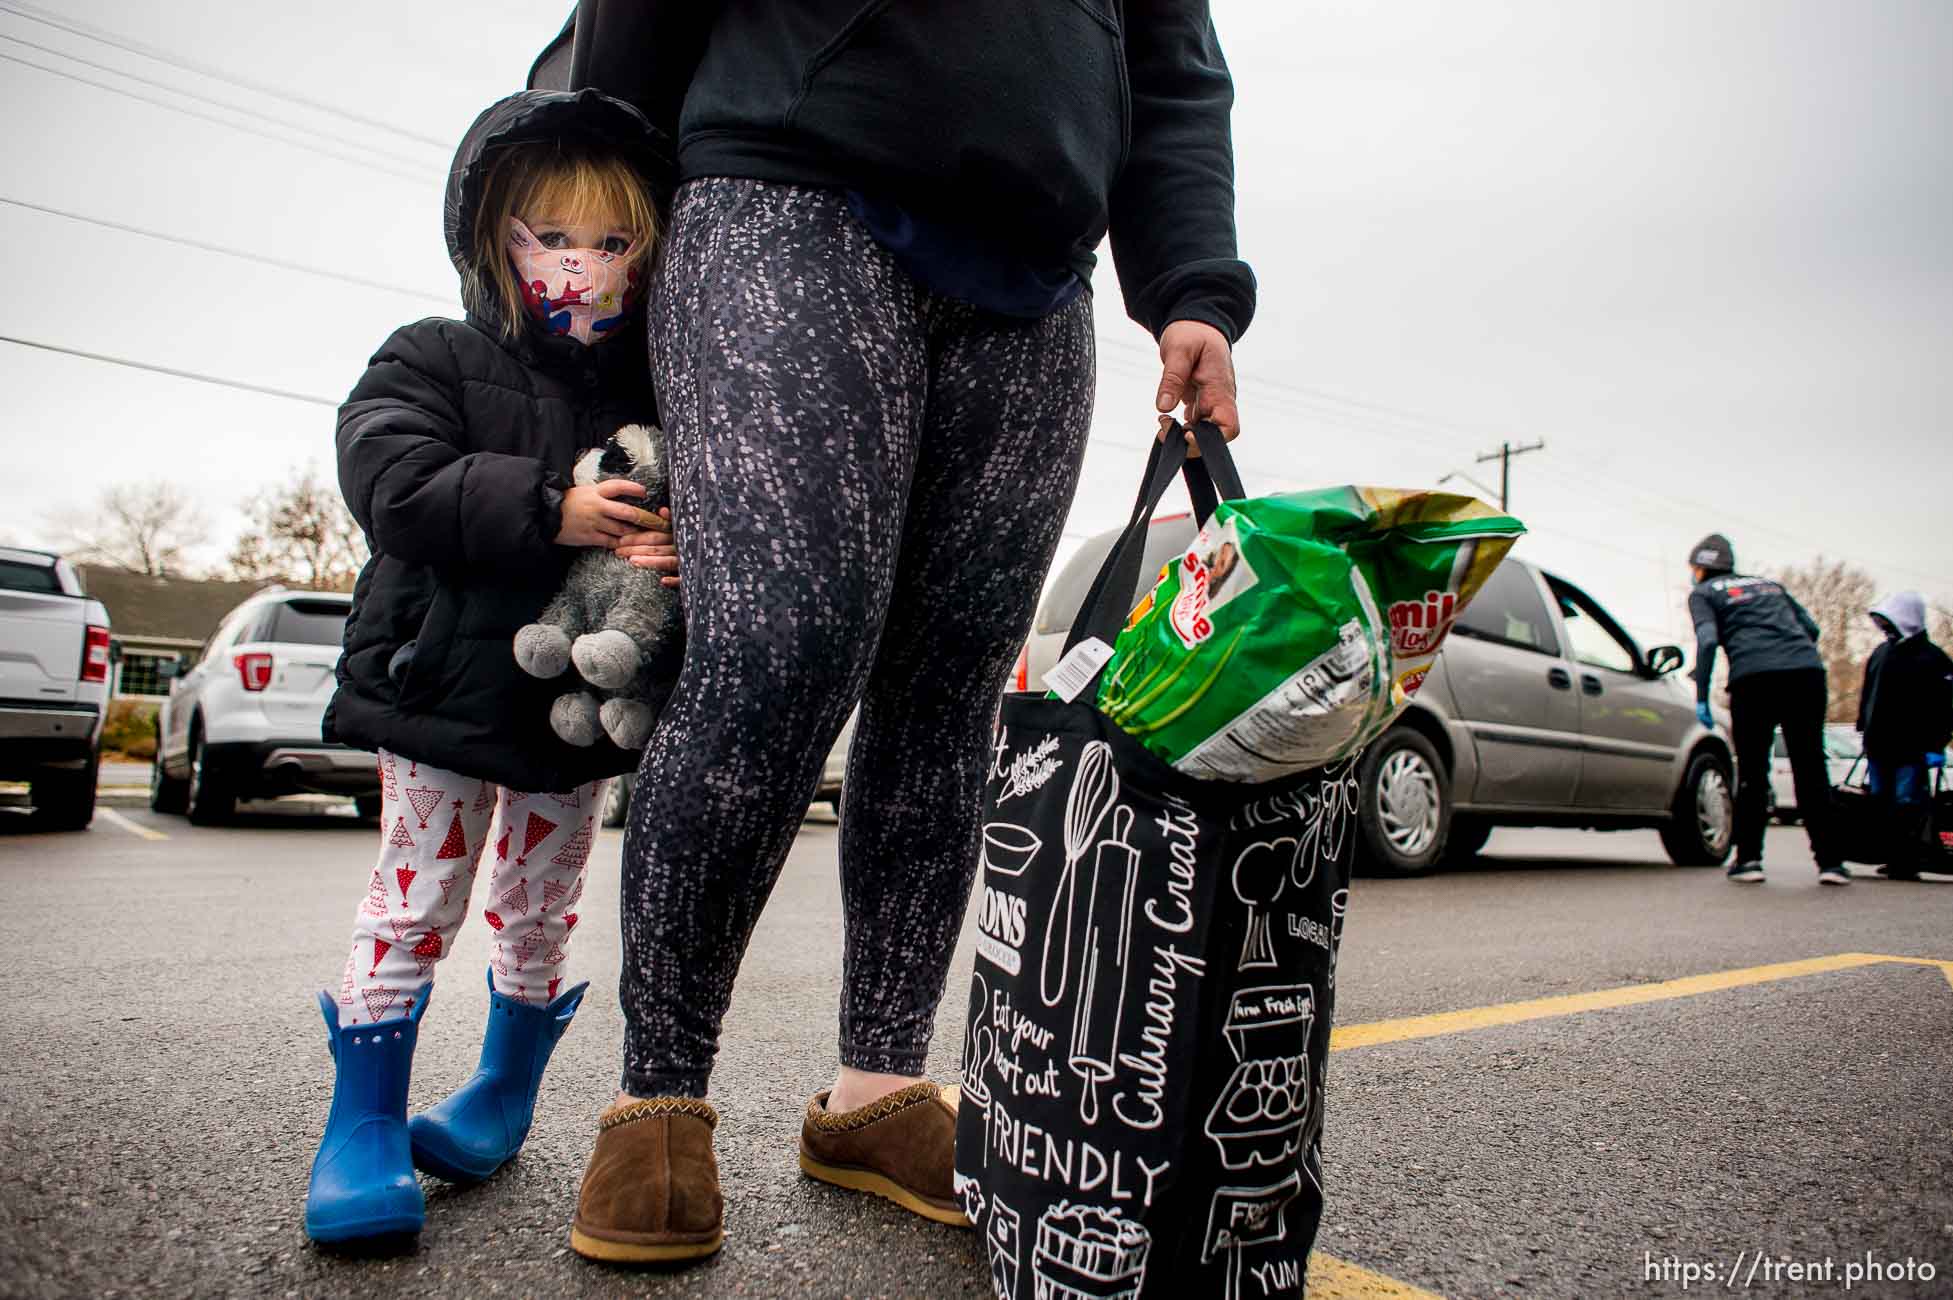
top-left (1871, 953), bottom-right (1953, 990)
top-left (1308, 1252), bottom-right (1445, 1298)
top-left (96, 807), bottom-right (167, 841)
top-left (1331, 952), bottom-right (1950, 1052)
top-left (1305, 954), bottom-right (1950, 1300)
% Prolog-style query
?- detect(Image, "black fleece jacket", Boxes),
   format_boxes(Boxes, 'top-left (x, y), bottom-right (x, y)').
top-left (567, 0), bottom-right (1256, 343)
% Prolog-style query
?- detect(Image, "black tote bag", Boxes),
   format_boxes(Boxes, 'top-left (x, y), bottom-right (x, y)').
top-left (955, 424), bottom-right (1357, 1300)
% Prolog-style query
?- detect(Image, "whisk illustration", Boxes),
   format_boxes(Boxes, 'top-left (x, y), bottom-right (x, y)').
top-left (1039, 741), bottom-right (1118, 1008)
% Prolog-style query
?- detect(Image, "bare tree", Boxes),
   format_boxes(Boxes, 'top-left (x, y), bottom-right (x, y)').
top-left (1772, 557), bottom-right (1879, 723)
top-left (49, 483), bottom-right (210, 575)
top-left (227, 468), bottom-right (368, 591)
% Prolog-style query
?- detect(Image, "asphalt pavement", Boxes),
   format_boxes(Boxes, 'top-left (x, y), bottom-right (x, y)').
top-left (0, 798), bottom-right (1948, 1299)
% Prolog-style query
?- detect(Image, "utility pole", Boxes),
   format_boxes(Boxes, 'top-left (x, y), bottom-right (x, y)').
top-left (1475, 439), bottom-right (1546, 511)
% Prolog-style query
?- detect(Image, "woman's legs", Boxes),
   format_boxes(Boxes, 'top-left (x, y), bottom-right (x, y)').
top-left (620, 179), bottom-right (929, 1098)
top-left (833, 295), bottom-right (1097, 1099)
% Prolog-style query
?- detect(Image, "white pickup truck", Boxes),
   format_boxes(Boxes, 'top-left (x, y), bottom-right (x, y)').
top-left (0, 548), bottom-right (111, 828)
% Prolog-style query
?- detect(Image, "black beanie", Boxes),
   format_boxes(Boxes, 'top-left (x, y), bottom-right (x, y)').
top-left (1690, 533), bottom-right (1735, 574)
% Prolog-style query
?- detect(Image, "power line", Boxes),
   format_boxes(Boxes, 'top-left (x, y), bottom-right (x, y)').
top-left (1095, 341), bottom-right (1487, 462)
top-left (1101, 337), bottom-right (1945, 590)
top-left (0, 195), bottom-right (455, 308)
top-left (1099, 332), bottom-right (1490, 458)
top-left (0, 0), bottom-right (450, 151)
top-left (0, 51), bottom-right (432, 186)
top-left (0, 334), bottom-right (338, 407)
top-left (0, 30), bottom-right (438, 173)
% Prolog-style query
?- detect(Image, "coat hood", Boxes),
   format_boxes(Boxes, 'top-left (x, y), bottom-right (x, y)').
top-left (1870, 590), bottom-right (1926, 639)
top-left (443, 88), bottom-right (673, 325)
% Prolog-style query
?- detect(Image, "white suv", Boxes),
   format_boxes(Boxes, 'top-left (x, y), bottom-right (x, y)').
top-left (151, 589), bottom-right (378, 823)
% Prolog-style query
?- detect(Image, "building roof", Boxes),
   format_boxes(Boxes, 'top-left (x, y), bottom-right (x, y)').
top-left (77, 565), bottom-right (281, 646)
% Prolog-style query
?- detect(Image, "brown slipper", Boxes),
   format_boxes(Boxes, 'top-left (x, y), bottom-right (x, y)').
top-left (798, 1082), bottom-right (969, 1228)
top-left (570, 1097), bottom-right (725, 1263)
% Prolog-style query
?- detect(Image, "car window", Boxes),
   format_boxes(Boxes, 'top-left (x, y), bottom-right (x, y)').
top-left (1451, 561), bottom-right (1560, 656)
top-left (238, 608), bottom-right (277, 642)
top-left (1034, 515), bottom-right (1196, 636)
top-left (1554, 589), bottom-right (1639, 674)
top-left (201, 610), bottom-right (250, 662)
top-left (0, 558), bottom-right (62, 594)
top-left (267, 600), bottom-right (350, 646)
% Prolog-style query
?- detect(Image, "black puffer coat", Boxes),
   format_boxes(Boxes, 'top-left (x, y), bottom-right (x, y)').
top-left (324, 89), bottom-right (672, 793)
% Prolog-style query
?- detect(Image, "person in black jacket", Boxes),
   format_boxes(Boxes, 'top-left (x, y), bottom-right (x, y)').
top-left (304, 90), bottom-right (681, 1246)
top-left (1856, 590), bottom-right (1953, 879)
top-left (1686, 533), bottom-right (1847, 885)
top-left (562, 0), bottom-right (1258, 1266)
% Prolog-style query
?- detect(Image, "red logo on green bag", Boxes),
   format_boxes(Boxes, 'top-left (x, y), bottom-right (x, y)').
top-left (1170, 551), bottom-right (1216, 648)
top-left (1388, 590), bottom-right (1458, 658)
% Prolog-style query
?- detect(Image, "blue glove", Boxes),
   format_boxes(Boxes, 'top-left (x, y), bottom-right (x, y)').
top-left (1928, 752), bottom-right (1946, 770)
top-left (1696, 702), bottom-right (1715, 730)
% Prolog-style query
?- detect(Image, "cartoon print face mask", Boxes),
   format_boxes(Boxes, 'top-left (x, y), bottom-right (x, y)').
top-left (506, 217), bottom-right (643, 345)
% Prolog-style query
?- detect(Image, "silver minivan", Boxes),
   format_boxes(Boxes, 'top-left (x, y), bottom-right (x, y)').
top-left (1028, 520), bottom-right (1736, 875)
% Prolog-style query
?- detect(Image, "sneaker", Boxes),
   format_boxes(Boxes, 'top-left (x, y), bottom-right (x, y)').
top-left (1817, 865), bottom-right (1852, 886)
top-left (1878, 864), bottom-right (1923, 881)
top-left (1727, 860), bottom-right (1765, 883)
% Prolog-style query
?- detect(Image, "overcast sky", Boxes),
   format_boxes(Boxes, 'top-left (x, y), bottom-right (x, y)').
top-left (1, 0), bottom-right (1947, 651)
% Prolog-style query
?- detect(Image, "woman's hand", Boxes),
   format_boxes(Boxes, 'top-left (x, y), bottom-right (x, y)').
top-left (1154, 319), bottom-right (1241, 454)
top-left (555, 479), bottom-right (659, 548)
top-left (616, 507), bottom-right (681, 588)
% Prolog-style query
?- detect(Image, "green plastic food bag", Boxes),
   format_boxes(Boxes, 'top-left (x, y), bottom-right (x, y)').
top-left (1096, 486), bottom-right (1524, 782)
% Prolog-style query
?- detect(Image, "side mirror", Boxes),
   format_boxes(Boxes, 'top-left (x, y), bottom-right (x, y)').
top-left (1645, 645), bottom-right (1685, 677)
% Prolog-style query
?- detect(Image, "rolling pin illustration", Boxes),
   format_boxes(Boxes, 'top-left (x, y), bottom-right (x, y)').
top-left (1069, 804), bottom-right (1138, 1124)
top-left (1039, 740), bottom-right (1118, 1008)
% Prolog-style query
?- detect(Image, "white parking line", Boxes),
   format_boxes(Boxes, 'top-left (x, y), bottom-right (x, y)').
top-left (97, 807), bottom-right (168, 841)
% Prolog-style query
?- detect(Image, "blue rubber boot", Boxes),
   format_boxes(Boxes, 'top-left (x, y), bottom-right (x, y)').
top-left (304, 989), bottom-right (428, 1243)
top-left (408, 971), bottom-right (588, 1182)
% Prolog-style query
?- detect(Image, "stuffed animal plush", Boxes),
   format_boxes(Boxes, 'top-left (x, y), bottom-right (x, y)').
top-left (513, 424), bottom-right (680, 749)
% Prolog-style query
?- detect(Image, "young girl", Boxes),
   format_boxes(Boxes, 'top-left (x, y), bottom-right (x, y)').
top-left (305, 88), bottom-right (672, 1244)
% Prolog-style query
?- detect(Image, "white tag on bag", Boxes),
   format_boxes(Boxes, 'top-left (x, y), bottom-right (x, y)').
top-left (1042, 637), bottom-right (1115, 703)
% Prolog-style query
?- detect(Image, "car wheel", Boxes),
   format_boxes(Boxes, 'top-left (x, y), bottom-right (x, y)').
top-left (185, 724), bottom-right (236, 826)
top-left (600, 775), bottom-right (631, 829)
top-left (1358, 728), bottom-right (1452, 877)
top-left (150, 753), bottom-right (189, 815)
top-left (353, 794), bottom-right (383, 821)
top-left (1445, 815), bottom-right (1492, 864)
top-left (1661, 751), bottom-right (1734, 866)
top-left (32, 754), bottom-right (99, 830)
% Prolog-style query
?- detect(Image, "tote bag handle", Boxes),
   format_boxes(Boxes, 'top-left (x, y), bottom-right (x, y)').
top-left (1065, 420), bottom-right (1246, 670)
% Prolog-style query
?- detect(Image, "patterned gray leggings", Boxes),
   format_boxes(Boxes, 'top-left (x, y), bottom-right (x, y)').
top-left (621, 179), bottom-right (1098, 1097)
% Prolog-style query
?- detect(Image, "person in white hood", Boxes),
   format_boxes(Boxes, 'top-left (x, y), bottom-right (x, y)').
top-left (1856, 590), bottom-right (1953, 879)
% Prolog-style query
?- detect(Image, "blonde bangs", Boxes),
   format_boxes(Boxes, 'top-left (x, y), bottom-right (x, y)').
top-left (469, 144), bottom-right (659, 338)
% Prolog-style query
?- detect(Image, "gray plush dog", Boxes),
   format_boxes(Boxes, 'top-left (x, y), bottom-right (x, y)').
top-left (513, 424), bottom-right (679, 749)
